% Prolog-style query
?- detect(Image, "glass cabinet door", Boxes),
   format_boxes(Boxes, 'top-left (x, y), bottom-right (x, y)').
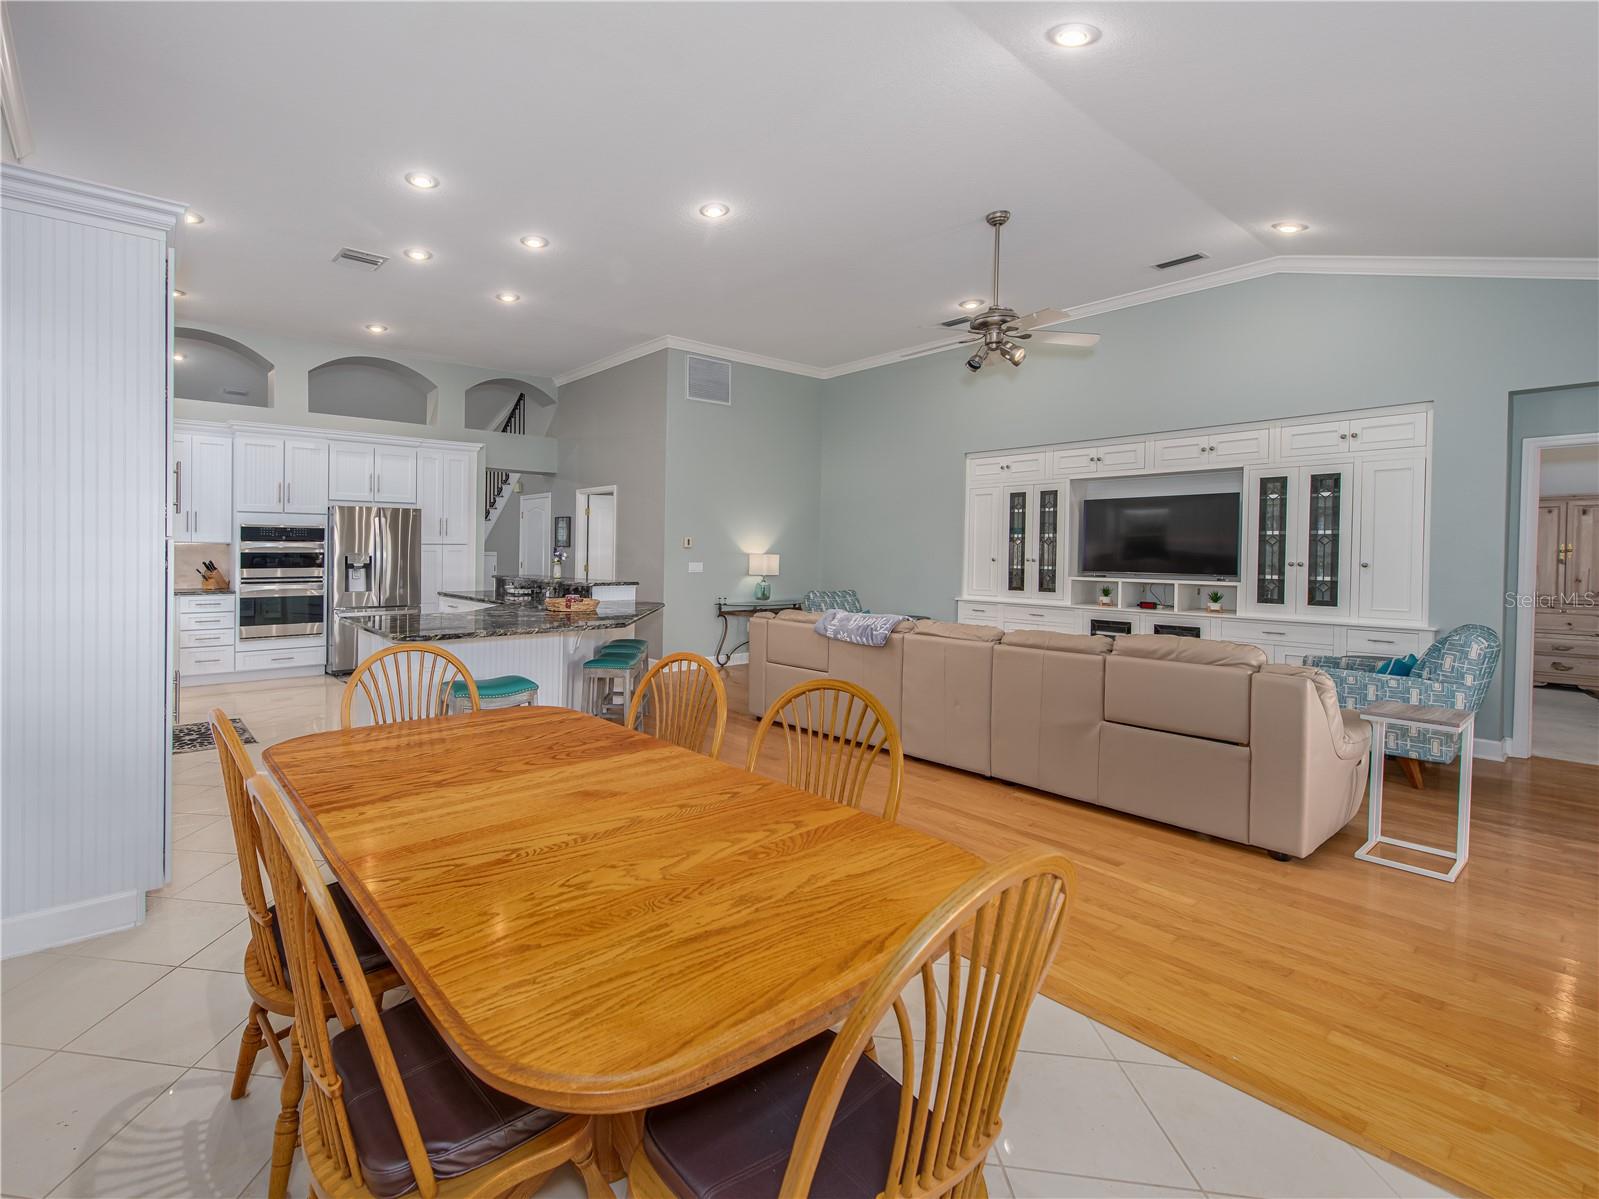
top-left (1037, 487), bottom-right (1060, 595)
top-left (1005, 488), bottom-right (1029, 593)
top-left (1302, 469), bottom-right (1346, 611)
top-left (1254, 474), bottom-right (1289, 609)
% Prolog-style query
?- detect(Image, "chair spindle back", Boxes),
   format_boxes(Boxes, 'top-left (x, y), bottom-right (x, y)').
top-left (627, 652), bottom-right (728, 758)
top-left (340, 645), bottom-right (479, 728)
top-left (747, 679), bottom-right (905, 822)
top-left (209, 708), bottom-right (289, 994)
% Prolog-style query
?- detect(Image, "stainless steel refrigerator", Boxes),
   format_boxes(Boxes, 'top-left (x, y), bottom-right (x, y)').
top-left (325, 504), bottom-right (421, 674)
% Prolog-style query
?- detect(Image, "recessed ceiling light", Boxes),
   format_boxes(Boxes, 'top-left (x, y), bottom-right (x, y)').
top-left (182, 211), bottom-right (205, 225)
top-left (172, 352), bottom-right (186, 362)
top-left (959, 298), bottom-right (985, 311)
top-left (171, 289), bottom-right (186, 299)
top-left (364, 323), bottom-right (389, 334)
top-left (519, 235), bottom-right (549, 250)
top-left (404, 172), bottom-right (439, 190)
top-left (1271, 221), bottom-right (1310, 234)
top-left (1047, 23), bottom-right (1100, 48)
top-left (698, 202), bottom-right (731, 220)
top-left (402, 248), bottom-right (432, 261)
top-left (495, 291), bottom-right (521, 304)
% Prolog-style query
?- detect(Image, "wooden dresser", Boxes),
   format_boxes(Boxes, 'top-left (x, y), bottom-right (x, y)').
top-left (1534, 494), bottom-right (1598, 689)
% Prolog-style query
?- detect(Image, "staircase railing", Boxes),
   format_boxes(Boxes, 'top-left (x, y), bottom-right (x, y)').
top-left (482, 394), bottom-right (528, 519)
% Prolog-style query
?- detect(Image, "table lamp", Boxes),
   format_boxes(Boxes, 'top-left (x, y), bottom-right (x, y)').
top-left (748, 553), bottom-right (779, 601)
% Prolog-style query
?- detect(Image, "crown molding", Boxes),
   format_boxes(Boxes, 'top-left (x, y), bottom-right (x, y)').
top-left (0, 163), bottom-right (187, 232)
top-left (550, 255), bottom-right (1599, 388)
top-left (0, 5), bottom-right (34, 161)
top-left (553, 334), bottom-right (826, 388)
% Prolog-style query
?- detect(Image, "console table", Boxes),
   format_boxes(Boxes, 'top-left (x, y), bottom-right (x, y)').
top-left (714, 597), bottom-right (802, 667)
top-left (1356, 701), bottom-right (1474, 883)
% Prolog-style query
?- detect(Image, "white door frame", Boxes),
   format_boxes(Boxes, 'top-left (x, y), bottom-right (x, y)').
top-left (574, 484), bottom-right (618, 582)
top-left (518, 492), bottom-right (551, 575)
top-left (1509, 431), bottom-right (1599, 758)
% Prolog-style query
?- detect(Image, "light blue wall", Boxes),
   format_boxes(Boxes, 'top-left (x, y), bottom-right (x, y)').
top-left (663, 350), bottom-right (824, 659)
top-left (1502, 383), bottom-right (1599, 734)
top-left (818, 274), bottom-right (1599, 741)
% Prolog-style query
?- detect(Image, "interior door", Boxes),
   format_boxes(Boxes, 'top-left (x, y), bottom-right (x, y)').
top-left (584, 492), bottom-right (617, 580)
top-left (519, 493), bottom-right (551, 575)
top-left (964, 485), bottom-right (1001, 596)
top-left (1535, 503), bottom-right (1563, 604)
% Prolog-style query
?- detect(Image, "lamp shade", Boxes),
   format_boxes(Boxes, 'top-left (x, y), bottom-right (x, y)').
top-left (748, 553), bottom-right (780, 577)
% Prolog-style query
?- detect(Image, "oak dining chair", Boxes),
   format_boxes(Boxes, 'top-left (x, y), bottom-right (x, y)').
top-left (747, 679), bottom-right (906, 822)
top-left (209, 710), bottom-right (401, 1199)
top-left (340, 645), bottom-right (479, 728)
top-left (626, 849), bottom-right (1077, 1199)
top-left (626, 651), bottom-right (728, 758)
top-left (247, 772), bottom-right (611, 1199)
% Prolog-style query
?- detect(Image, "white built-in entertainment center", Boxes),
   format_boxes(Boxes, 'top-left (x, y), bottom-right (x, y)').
top-left (957, 403), bottom-right (1434, 664)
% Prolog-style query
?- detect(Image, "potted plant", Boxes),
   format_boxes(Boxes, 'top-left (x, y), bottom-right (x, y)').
top-left (1206, 589), bottom-right (1225, 613)
top-left (1098, 585), bottom-right (1114, 607)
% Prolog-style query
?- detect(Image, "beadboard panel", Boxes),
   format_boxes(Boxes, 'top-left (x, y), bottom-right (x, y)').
top-left (2, 188), bottom-right (173, 943)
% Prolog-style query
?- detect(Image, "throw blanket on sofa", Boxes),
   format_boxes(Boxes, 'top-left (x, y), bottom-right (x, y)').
top-left (814, 609), bottom-right (907, 647)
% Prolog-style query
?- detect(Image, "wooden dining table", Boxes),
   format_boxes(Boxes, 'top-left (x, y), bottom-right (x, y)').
top-left (263, 705), bottom-right (983, 1168)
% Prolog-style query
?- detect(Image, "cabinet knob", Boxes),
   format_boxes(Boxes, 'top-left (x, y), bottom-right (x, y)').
top-left (1339, 433), bottom-right (1348, 440)
top-left (1361, 561), bottom-right (1370, 568)
top-left (1350, 432), bottom-right (1359, 439)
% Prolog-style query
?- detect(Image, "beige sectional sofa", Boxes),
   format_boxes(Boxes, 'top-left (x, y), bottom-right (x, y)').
top-left (747, 612), bottom-right (1370, 859)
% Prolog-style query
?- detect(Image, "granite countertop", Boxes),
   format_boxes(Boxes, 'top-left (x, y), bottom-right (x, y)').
top-left (344, 601), bottom-right (664, 643)
top-left (494, 574), bottom-right (641, 587)
top-left (175, 587), bottom-right (234, 596)
top-left (437, 589), bottom-right (505, 604)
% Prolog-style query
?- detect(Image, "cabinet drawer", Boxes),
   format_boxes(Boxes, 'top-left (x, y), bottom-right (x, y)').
top-left (178, 647), bottom-right (235, 676)
top-left (1535, 634), bottom-right (1599, 659)
top-left (1345, 629), bottom-right (1426, 656)
top-left (1534, 654), bottom-right (1599, 685)
top-left (178, 594), bottom-right (234, 614)
top-left (234, 645), bottom-right (324, 672)
top-left (1536, 611), bottom-right (1599, 635)
top-left (1226, 619), bottom-right (1338, 649)
top-left (1278, 419), bottom-right (1350, 459)
top-left (1094, 442), bottom-right (1147, 473)
top-left (179, 629), bottom-right (236, 650)
top-left (1000, 606), bottom-right (1079, 632)
top-left (179, 610), bottom-right (236, 631)
top-left (1348, 410), bottom-right (1428, 451)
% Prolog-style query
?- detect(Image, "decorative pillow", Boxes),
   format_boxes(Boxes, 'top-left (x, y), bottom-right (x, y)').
top-left (1373, 653), bottom-right (1418, 677)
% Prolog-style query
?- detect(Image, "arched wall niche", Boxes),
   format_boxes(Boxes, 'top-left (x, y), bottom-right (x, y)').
top-left (307, 356), bottom-right (438, 424)
top-left (174, 328), bottom-right (274, 408)
top-left (464, 377), bottom-right (556, 435)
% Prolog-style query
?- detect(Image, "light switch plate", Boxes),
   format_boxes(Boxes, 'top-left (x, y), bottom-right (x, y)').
top-left (688, 562), bottom-right (704, 573)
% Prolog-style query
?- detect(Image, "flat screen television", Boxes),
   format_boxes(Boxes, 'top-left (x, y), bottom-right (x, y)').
top-left (1079, 492), bottom-right (1241, 578)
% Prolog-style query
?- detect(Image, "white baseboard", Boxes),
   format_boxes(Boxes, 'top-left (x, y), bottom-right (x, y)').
top-left (1, 889), bottom-right (144, 958)
top-left (1473, 737), bottom-right (1506, 762)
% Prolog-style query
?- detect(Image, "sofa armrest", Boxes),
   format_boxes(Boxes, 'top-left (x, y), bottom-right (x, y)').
top-left (1249, 669), bottom-right (1371, 858)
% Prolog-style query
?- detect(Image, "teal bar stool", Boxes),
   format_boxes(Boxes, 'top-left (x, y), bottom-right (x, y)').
top-left (583, 650), bottom-right (643, 721)
top-left (446, 674), bottom-right (538, 714)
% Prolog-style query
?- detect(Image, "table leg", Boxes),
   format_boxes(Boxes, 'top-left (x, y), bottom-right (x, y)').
top-left (1367, 721), bottom-right (1385, 842)
top-left (714, 612), bottom-right (732, 668)
top-left (1454, 717), bottom-right (1474, 872)
top-left (595, 1111), bottom-right (642, 1182)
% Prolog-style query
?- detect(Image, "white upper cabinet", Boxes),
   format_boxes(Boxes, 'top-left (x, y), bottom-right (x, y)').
top-left (174, 432), bottom-right (232, 541)
top-left (283, 438), bottom-right (329, 515)
top-left (1049, 441), bottom-right (1146, 477)
top-left (418, 447), bottom-right (475, 544)
top-left (964, 485), bottom-right (1002, 596)
top-left (1278, 419), bottom-right (1351, 460)
top-left (234, 434), bottom-right (285, 513)
top-left (1155, 426), bottom-right (1269, 469)
top-left (1356, 455), bottom-right (1428, 624)
top-left (1243, 463), bottom-right (1356, 619)
top-left (969, 450), bottom-right (1046, 483)
top-left (1348, 410), bottom-right (1428, 452)
top-left (330, 442), bottom-right (417, 504)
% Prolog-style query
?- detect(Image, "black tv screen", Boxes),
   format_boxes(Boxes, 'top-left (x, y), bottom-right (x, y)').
top-left (1079, 493), bottom-right (1241, 578)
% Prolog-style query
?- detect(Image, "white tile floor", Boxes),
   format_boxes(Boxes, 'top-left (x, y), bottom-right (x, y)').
top-left (0, 675), bottom-right (1454, 1199)
top-left (1531, 686), bottom-right (1599, 764)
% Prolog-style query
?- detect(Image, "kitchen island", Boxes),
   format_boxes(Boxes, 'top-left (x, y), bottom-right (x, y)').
top-left (344, 601), bottom-right (663, 711)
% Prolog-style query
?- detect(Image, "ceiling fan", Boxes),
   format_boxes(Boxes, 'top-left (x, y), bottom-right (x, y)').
top-left (911, 210), bottom-right (1100, 371)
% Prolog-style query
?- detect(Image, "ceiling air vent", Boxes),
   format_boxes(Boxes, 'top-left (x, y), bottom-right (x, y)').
top-left (686, 354), bottom-right (732, 406)
top-left (332, 246), bottom-right (389, 271)
top-left (1152, 252), bottom-right (1209, 271)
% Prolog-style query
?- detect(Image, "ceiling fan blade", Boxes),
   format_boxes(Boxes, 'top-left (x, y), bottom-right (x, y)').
top-left (1011, 307), bottom-right (1072, 331)
top-left (939, 316), bottom-right (974, 328)
top-left (899, 338), bottom-right (978, 360)
top-left (1027, 331), bottom-right (1101, 347)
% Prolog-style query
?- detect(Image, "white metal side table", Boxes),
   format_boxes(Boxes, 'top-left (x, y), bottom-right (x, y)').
top-left (1356, 701), bottom-right (1475, 883)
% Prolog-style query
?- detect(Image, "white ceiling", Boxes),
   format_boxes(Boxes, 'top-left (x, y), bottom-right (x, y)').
top-left (9, 1), bottom-right (1596, 378)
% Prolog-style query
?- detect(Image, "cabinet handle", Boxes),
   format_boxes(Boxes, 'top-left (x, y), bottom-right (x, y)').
top-left (173, 461), bottom-right (182, 513)
top-left (286, 482), bottom-right (292, 505)
top-left (377, 473), bottom-right (382, 494)
top-left (194, 656), bottom-right (221, 664)
top-left (1260, 630), bottom-right (1286, 637)
top-left (277, 481), bottom-right (283, 505)
top-left (1366, 638), bottom-right (1396, 645)
top-left (369, 472), bottom-right (373, 494)
top-left (271, 656), bottom-right (294, 663)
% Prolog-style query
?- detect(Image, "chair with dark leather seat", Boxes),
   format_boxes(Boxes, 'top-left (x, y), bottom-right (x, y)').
top-left (210, 710), bottom-right (402, 1199)
top-left (626, 849), bottom-right (1077, 1199)
top-left (249, 773), bottom-right (611, 1199)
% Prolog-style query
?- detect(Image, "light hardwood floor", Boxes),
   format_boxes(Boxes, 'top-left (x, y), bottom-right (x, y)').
top-left (725, 667), bottom-right (1599, 1199)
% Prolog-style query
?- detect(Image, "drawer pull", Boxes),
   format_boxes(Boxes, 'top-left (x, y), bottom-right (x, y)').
top-left (1552, 661), bottom-right (1574, 672)
top-left (1552, 643), bottom-right (1576, 651)
top-left (1260, 630), bottom-right (1286, 637)
top-left (271, 656), bottom-right (295, 663)
top-left (1365, 638), bottom-right (1396, 645)
top-left (194, 656), bottom-right (221, 664)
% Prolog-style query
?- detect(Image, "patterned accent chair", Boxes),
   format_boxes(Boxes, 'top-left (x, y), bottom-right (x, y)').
top-left (802, 589), bottom-right (866, 614)
top-left (1303, 623), bottom-right (1501, 786)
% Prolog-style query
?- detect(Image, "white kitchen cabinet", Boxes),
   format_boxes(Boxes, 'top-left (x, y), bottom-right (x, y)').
top-left (330, 443), bottom-right (418, 504)
top-left (1278, 419), bottom-right (1351, 460)
top-left (1049, 440), bottom-right (1146, 477)
top-left (969, 450), bottom-right (1046, 483)
top-left (964, 485), bottom-right (1002, 597)
top-left (1154, 427), bottom-right (1269, 469)
top-left (283, 437), bottom-right (329, 514)
top-left (234, 434), bottom-right (285, 514)
top-left (1243, 462), bottom-right (1356, 618)
top-left (173, 431), bottom-right (232, 542)
top-left (420, 543), bottom-right (475, 611)
top-left (1348, 409), bottom-right (1428, 452)
top-left (418, 447), bottom-right (476, 544)
top-left (997, 481), bottom-right (1065, 600)
top-left (1355, 455), bottom-right (1427, 624)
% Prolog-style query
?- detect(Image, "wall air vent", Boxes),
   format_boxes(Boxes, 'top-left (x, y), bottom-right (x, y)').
top-left (1152, 252), bottom-right (1209, 271)
top-left (332, 246), bottom-right (389, 271)
top-left (685, 354), bottom-right (732, 405)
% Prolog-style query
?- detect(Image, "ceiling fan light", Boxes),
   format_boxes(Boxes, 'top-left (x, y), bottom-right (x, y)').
top-left (1000, 341), bottom-right (1026, 366)
top-left (966, 346), bottom-right (990, 373)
